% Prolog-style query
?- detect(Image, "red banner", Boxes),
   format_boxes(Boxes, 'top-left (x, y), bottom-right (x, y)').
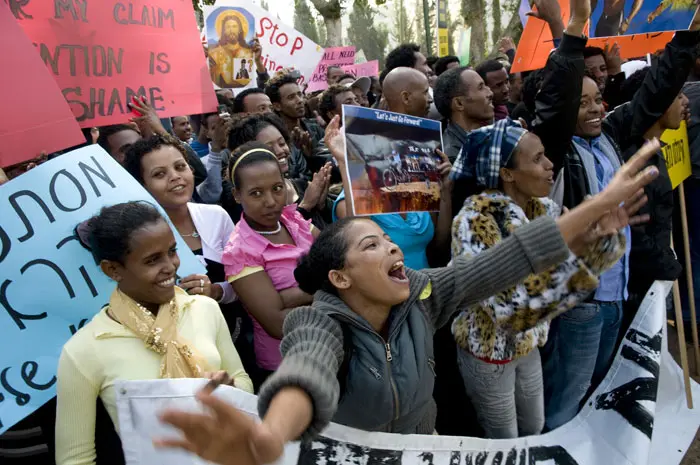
top-left (11, 0), bottom-right (217, 127)
top-left (0, 2), bottom-right (84, 167)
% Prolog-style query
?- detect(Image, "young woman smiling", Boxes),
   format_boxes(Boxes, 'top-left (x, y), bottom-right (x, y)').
top-left (154, 139), bottom-right (661, 465)
top-left (449, 118), bottom-right (636, 438)
top-left (227, 113), bottom-right (333, 229)
top-left (123, 135), bottom-right (257, 376)
top-left (55, 202), bottom-right (252, 465)
top-left (222, 142), bottom-right (320, 388)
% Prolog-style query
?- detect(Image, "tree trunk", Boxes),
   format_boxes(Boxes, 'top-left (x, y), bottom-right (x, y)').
top-left (323, 16), bottom-right (343, 45)
top-left (490, 9), bottom-right (522, 57)
top-left (308, 0), bottom-right (343, 46)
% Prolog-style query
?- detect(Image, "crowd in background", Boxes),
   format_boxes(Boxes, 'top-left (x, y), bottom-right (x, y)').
top-left (2, 0), bottom-right (700, 463)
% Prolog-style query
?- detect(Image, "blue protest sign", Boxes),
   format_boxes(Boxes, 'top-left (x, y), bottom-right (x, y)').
top-left (0, 145), bottom-right (205, 433)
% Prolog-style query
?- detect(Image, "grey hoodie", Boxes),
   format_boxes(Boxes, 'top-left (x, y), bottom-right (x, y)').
top-left (258, 215), bottom-right (569, 440)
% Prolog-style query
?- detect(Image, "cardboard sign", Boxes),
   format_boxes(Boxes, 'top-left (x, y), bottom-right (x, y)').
top-left (307, 46), bottom-right (356, 92)
top-left (342, 106), bottom-right (444, 216)
top-left (0, 146), bottom-right (205, 434)
top-left (590, 0), bottom-right (695, 38)
top-left (0, 3), bottom-right (84, 168)
top-left (661, 121), bottom-right (692, 188)
top-left (209, 0), bottom-right (323, 88)
top-left (511, 0), bottom-right (676, 73)
top-left (204, 5), bottom-right (258, 92)
top-left (14, 0), bottom-right (217, 128)
top-left (117, 282), bottom-right (700, 465)
top-left (342, 60), bottom-right (380, 79)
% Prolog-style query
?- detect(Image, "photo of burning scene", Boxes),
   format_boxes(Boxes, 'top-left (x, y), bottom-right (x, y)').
top-left (342, 106), bottom-right (443, 215)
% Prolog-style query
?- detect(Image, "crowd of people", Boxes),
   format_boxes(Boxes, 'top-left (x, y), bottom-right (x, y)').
top-left (3, 0), bottom-right (700, 463)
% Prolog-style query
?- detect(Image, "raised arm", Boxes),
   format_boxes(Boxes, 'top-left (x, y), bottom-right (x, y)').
top-left (530, 0), bottom-right (589, 176)
top-left (605, 27), bottom-right (700, 148)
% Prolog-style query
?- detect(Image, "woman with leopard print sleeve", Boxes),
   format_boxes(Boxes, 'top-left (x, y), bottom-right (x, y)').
top-left (449, 118), bottom-right (640, 439)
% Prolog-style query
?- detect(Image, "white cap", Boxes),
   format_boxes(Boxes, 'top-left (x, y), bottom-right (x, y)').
top-left (345, 76), bottom-right (371, 94)
top-left (621, 60), bottom-right (649, 79)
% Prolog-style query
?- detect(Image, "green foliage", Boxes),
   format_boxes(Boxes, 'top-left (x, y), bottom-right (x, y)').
top-left (391, 0), bottom-right (414, 44)
top-left (348, 0), bottom-right (389, 67)
top-left (295, 0), bottom-right (321, 43)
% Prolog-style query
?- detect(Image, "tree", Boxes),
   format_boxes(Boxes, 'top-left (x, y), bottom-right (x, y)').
top-left (308, 0), bottom-right (343, 45)
top-left (391, 0), bottom-right (415, 44)
top-left (294, 0), bottom-right (321, 43)
top-left (348, 0), bottom-right (390, 67)
top-left (192, 0), bottom-right (215, 27)
top-left (415, 0), bottom-right (426, 53)
top-left (446, 3), bottom-right (459, 56)
top-left (462, 0), bottom-right (486, 64)
top-left (491, 0), bottom-right (503, 46)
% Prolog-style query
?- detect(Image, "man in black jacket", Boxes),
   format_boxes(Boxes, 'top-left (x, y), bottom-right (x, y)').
top-left (531, 0), bottom-right (700, 430)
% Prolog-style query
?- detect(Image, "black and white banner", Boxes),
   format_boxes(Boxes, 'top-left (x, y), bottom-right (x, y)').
top-left (116, 281), bottom-right (700, 465)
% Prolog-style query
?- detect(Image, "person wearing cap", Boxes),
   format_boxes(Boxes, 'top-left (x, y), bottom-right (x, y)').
top-left (336, 74), bottom-right (372, 107)
top-left (450, 117), bottom-right (628, 438)
top-left (317, 85), bottom-right (360, 125)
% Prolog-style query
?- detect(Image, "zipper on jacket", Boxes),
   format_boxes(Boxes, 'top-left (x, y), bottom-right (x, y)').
top-left (385, 342), bottom-right (393, 361)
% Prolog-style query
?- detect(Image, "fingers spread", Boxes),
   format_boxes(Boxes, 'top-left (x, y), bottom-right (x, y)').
top-left (626, 139), bottom-right (660, 175)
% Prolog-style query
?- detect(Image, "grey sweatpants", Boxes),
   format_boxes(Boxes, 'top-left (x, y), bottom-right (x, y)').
top-left (457, 348), bottom-right (545, 439)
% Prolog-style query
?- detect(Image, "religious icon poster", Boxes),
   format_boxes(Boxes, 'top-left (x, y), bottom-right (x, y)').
top-left (204, 6), bottom-right (257, 91)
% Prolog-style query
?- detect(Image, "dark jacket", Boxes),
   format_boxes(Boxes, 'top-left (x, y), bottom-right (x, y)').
top-left (604, 72), bottom-right (627, 110)
top-left (533, 31), bottom-right (697, 285)
top-left (442, 122), bottom-right (470, 163)
top-left (258, 217), bottom-right (569, 440)
top-left (288, 118), bottom-right (329, 179)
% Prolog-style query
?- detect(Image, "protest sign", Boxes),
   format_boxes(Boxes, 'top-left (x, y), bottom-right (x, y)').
top-left (117, 281), bottom-right (700, 465)
top-left (307, 46), bottom-right (356, 93)
top-left (590, 0), bottom-right (695, 37)
top-left (511, 0), bottom-right (677, 73)
top-left (0, 146), bottom-right (205, 434)
top-left (0, 3), bottom-right (84, 168)
top-left (209, 0), bottom-right (324, 87)
top-left (204, 5), bottom-right (258, 92)
top-left (342, 106), bottom-right (444, 216)
top-left (437, 0), bottom-right (449, 57)
top-left (12, 0), bottom-right (217, 128)
top-left (661, 121), bottom-right (692, 189)
top-left (342, 60), bottom-right (380, 79)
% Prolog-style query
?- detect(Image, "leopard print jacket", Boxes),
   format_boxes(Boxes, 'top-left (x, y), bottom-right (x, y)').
top-left (450, 191), bottom-right (625, 361)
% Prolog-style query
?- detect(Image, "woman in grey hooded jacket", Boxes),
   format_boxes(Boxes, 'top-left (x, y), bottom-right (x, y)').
top-left (153, 126), bottom-right (661, 465)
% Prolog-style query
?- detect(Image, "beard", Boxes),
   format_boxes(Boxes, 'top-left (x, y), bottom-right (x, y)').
top-left (220, 32), bottom-right (239, 46)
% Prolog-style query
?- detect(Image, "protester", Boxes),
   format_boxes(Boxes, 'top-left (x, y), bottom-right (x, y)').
top-left (265, 71), bottom-right (328, 176)
top-left (384, 44), bottom-right (441, 119)
top-left (233, 88), bottom-right (274, 115)
top-left (171, 116), bottom-right (193, 143)
top-left (434, 67), bottom-right (494, 162)
top-left (227, 113), bottom-right (333, 228)
top-left (475, 60), bottom-right (510, 121)
top-left (583, 44), bottom-right (626, 109)
top-left (154, 137), bottom-right (660, 461)
top-left (331, 68), bottom-right (452, 269)
top-left (506, 71), bottom-right (523, 114)
top-left (450, 118), bottom-right (630, 438)
top-left (189, 110), bottom-right (221, 158)
top-left (222, 143), bottom-right (319, 388)
top-left (96, 124), bottom-right (141, 164)
top-left (317, 84), bottom-right (360, 123)
top-left (345, 76), bottom-right (371, 107)
top-left (434, 55), bottom-right (460, 77)
top-left (326, 65), bottom-right (344, 85)
top-left (532, 0), bottom-right (700, 429)
top-left (56, 201), bottom-right (252, 464)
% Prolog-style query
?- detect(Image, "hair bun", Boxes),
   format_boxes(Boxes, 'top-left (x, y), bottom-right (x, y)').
top-left (294, 253), bottom-right (322, 295)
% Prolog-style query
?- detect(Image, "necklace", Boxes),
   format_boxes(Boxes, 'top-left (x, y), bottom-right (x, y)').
top-left (254, 222), bottom-right (282, 235)
top-left (181, 230), bottom-right (200, 238)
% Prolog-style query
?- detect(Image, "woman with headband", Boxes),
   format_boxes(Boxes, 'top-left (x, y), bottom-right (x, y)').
top-left (449, 118), bottom-right (637, 438)
top-left (222, 142), bottom-right (320, 388)
top-left (123, 135), bottom-right (258, 378)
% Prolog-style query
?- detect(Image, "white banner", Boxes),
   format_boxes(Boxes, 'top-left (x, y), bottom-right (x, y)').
top-left (205, 0), bottom-right (323, 92)
top-left (117, 281), bottom-right (700, 465)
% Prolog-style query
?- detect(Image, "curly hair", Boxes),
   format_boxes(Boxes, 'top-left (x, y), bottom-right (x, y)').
top-left (265, 72), bottom-right (299, 104)
top-left (433, 66), bottom-right (468, 119)
top-left (123, 134), bottom-right (189, 184)
top-left (227, 113), bottom-right (290, 152)
top-left (318, 85), bottom-right (353, 123)
top-left (385, 43), bottom-right (421, 72)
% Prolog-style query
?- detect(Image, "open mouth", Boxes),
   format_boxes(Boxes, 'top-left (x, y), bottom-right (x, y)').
top-left (170, 184), bottom-right (187, 193)
top-left (388, 261), bottom-right (409, 284)
top-left (278, 157), bottom-right (289, 168)
top-left (585, 118), bottom-right (601, 125)
top-left (156, 277), bottom-right (175, 288)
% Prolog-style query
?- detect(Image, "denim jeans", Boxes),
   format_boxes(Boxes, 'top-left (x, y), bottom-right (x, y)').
top-left (540, 300), bottom-right (623, 431)
top-left (457, 349), bottom-right (544, 439)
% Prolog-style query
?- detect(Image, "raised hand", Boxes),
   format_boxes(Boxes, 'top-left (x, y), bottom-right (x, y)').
top-left (129, 96), bottom-right (167, 138)
top-left (604, 42), bottom-right (622, 75)
top-left (155, 387), bottom-right (284, 465)
top-left (323, 116), bottom-right (346, 166)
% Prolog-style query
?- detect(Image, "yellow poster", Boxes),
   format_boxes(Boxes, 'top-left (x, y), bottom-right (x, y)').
top-left (660, 121), bottom-right (692, 189)
top-left (437, 0), bottom-right (449, 57)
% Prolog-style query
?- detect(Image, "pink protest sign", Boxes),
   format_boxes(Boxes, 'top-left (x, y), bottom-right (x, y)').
top-left (342, 60), bottom-right (380, 79)
top-left (307, 46), bottom-right (356, 92)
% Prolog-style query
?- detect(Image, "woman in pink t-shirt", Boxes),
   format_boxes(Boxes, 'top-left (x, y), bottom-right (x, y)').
top-left (223, 142), bottom-right (319, 388)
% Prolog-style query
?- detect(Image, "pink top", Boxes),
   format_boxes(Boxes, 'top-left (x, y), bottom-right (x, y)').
top-left (223, 205), bottom-right (314, 371)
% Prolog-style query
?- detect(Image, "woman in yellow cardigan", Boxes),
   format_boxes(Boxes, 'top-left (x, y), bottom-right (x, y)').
top-left (55, 201), bottom-right (253, 465)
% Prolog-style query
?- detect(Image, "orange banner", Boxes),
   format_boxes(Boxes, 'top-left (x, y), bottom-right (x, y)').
top-left (512, 3), bottom-right (676, 73)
